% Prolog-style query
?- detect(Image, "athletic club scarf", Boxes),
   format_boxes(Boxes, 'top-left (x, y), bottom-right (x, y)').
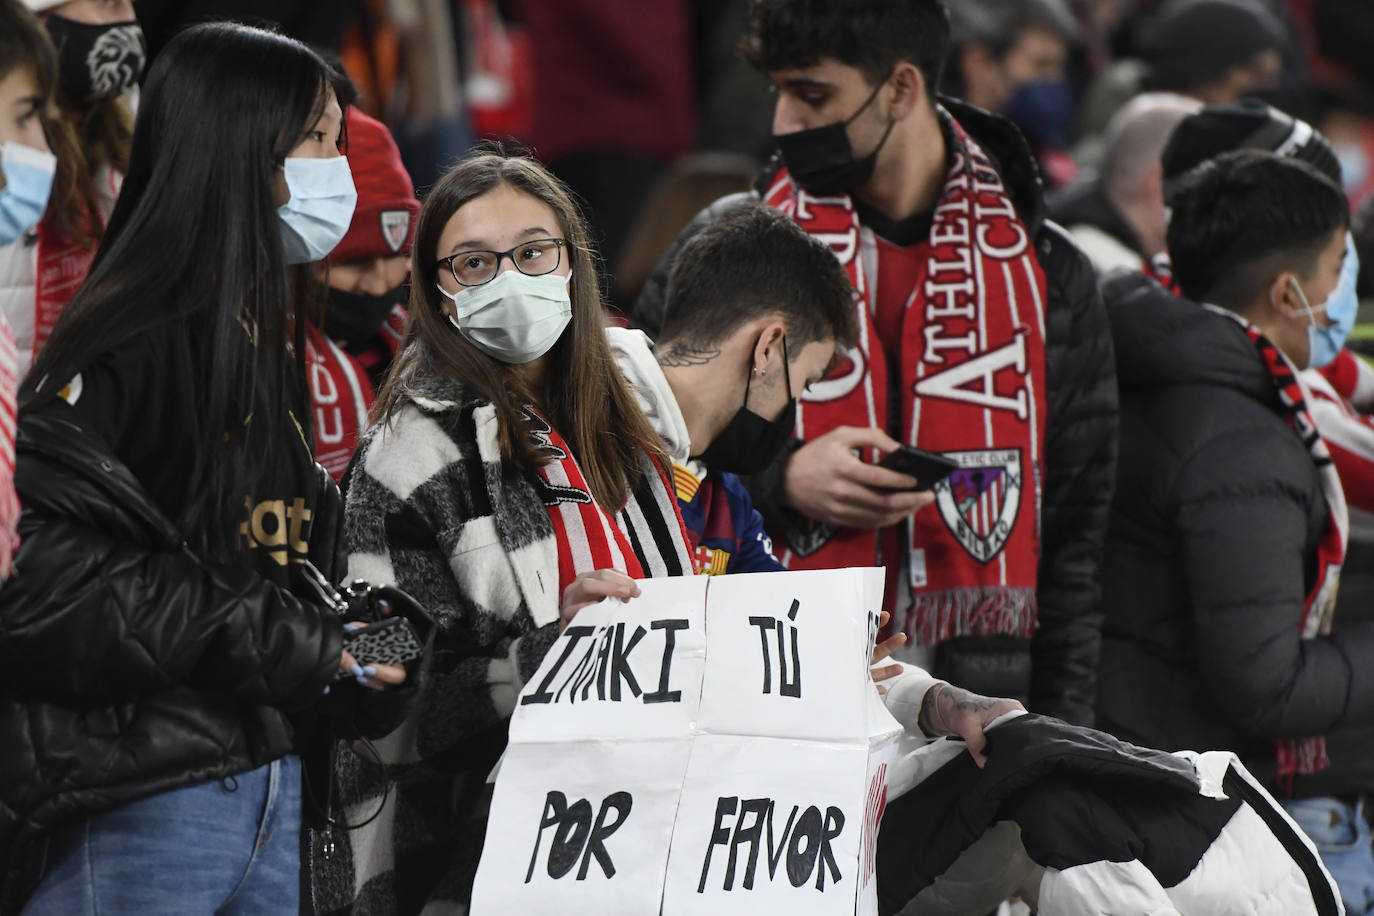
top-left (304, 322), bottom-right (376, 481)
top-left (763, 114), bottom-right (1049, 644)
top-left (31, 170), bottom-right (116, 361)
top-left (0, 312), bottom-right (18, 580)
top-left (1206, 305), bottom-right (1347, 791)
top-left (525, 407), bottom-right (696, 595)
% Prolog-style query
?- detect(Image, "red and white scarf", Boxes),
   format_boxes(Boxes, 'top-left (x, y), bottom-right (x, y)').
top-left (0, 311), bottom-right (20, 580)
top-left (525, 407), bottom-right (696, 595)
top-left (764, 115), bottom-right (1049, 644)
top-left (1206, 305), bottom-right (1347, 791)
top-left (304, 323), bottom-right (376, 481)
top-left (31, 170), bottom-right (118, 361)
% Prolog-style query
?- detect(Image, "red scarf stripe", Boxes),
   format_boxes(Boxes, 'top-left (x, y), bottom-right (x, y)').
top-left (530, 411), bottom-right (646, 597)
top-left (765, 115), bottom-right (1049, 642)
top-left (304, 324), bottom-right (377, 481)
top-left (0, 314), bottom-right (19, 579)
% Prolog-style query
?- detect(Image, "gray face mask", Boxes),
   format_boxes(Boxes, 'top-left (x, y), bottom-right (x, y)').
top-left (438, 271), bottom-right (573, 364)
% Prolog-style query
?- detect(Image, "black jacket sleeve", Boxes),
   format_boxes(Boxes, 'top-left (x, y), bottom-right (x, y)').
top-left (0, 450), bottom-right (342, 711)
top-left (629, 191), bottom-right (761, 338)
top-left (1029, 222), bottom-right (1119, 725)
top-left (1175, 431), bottom-right (1374, 738)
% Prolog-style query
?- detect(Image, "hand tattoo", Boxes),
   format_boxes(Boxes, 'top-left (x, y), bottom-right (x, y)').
top-left (656, 343), bottom-right (721, 368)
top-left (916, 682), bottom-right (1002, 737)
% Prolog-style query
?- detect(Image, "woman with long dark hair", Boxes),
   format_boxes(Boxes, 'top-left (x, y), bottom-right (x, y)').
top-left (310, 151), bottom-right (696, 914)
top-left (0, 22), bottom-right (409, 914)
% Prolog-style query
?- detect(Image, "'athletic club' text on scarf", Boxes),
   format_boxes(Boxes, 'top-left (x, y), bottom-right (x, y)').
top-left (763, 114), bottom-right (1049, 645)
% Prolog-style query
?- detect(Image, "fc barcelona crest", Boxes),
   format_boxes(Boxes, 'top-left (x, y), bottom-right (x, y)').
top-left (933, 449), bottom-right (1023, 564)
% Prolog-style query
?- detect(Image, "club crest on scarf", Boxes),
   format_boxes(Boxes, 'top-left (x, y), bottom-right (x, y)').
top-left (380, 210), bottom-right (410, 254)
top-left (933, 449), bottom-right (1023, 563)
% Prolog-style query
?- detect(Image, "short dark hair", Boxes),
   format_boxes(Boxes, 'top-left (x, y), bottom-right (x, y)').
top-left (659, 203), bottom-right (858, 352)
top-left (1168, 150), bottom-right (1350, 311)
top-left (741, 0), bottom-right (950, 96)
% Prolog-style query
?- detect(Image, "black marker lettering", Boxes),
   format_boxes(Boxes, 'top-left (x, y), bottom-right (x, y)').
top-left (548, 798), bottom-right (593, 879)
top-left (557, 632), bottom-right (600, 703)
top-left (594, 625), bottom-right (614, 700)
top-left (577, 791), bottom-right (633, 880)
top-left (698, 796), bottom-right (738, 893)
top-left (766, 803), bottom-right (798, 880)
top-left (751, 601), bottom-right (802, 698)
top-left (528, 790), bottom-right (635, 883)
top-left (526, 791), bottom-right (569, 883)
top-left (787, 806), bottom-right (823, 888)
top-left (609, 623), bottom-right (645, 701)
top-left (816, 806), bottom-right (845, 891)
top-left (521, 627), bottom-right (595, 705)
top-left (644, 618), bottom-right (689, 704)
top-left (749, 616), bottom-right (774, 694)
top-left (728, 798), bottom-right (769, 890)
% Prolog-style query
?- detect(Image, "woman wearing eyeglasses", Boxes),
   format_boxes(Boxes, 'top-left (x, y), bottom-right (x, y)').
top-left (310, 150), bottom-right (695, 914)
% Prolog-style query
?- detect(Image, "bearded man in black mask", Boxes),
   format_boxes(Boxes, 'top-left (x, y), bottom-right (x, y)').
top-left (632, 0), bottom-right (1117, 726)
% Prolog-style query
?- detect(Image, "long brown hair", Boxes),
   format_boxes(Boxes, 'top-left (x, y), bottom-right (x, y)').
top-left (48, 95), bottom-right (131, 247)
top-left (375, 151), bottom-right (668, 513)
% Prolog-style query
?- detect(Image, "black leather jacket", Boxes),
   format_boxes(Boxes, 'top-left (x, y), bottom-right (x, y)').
top-left (0, 401), bottom-right (347, 909)
top-left (632, 100), bottom-right (1118, 724)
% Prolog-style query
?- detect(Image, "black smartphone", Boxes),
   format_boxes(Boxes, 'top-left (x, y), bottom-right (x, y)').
top-left (876, 445), bottom-right (961, 491)
top-left (335, 616), bottom-right (424, 680)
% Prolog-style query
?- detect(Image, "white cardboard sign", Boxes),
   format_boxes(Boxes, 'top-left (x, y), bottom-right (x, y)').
top-left (470, 568), bottom-right (901, 915)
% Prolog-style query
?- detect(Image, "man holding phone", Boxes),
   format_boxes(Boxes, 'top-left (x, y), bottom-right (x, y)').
top-left (633, 0), bottom-right (1117, 725)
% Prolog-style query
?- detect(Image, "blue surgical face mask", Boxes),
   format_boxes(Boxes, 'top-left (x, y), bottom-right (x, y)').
top-left (277, 156), bottom-right (357, 264)
top-left (1293, 233), bottom-right (1360, 370)
top-left (1336, 143), bottom-right (1370, 193)
top-left (0, 142), bottom-right (57, 247)
top-left (1005, 80), bottom-right (1074, 151)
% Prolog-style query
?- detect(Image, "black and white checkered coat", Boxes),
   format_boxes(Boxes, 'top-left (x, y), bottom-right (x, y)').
top-left (308, 357), bottom-right (692, 915)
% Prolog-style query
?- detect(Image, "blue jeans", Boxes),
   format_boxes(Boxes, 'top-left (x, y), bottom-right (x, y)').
top-left (24, 756), bottom-right (302, 915)
top-left (1283, 795), bottom-right (1374, 915)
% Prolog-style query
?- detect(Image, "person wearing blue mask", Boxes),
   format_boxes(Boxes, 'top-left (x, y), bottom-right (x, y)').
top-left (944, 0), bottom-right (1081, 185)
top-left (0, 22), bottom-right (414, 915)
top-left (1097, 149), bottom-right (1374, 914)
top-left (0, 0), bottom-right (59, 583)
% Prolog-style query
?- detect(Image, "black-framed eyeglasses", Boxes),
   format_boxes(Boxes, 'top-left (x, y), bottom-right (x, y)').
top-left (436, 238), bottom-right (567, 287)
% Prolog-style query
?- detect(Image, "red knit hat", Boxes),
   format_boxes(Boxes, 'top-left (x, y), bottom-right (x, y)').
top-left (330, 108), bottom-right (420, 264)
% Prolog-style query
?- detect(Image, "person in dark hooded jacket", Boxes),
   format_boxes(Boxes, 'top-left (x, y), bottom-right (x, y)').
top-left (1099, 149), bottom-right (1374, 912)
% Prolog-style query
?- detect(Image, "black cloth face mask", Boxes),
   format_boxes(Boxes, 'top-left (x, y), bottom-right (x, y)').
top-left (695, 337), bottom-right (797, 476)
top-left (325, 286), bottom-right (406, 349)
top-left (45, 16), bottom-right (146, 105)
top-left (774, 75), bottom-right (896, 196)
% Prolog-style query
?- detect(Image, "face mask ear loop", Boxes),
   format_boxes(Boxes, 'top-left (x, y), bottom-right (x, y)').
top-left (845, 70), bottom-right (895, 127)
top-left (1289, 276), bottom-right (1324, 327)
